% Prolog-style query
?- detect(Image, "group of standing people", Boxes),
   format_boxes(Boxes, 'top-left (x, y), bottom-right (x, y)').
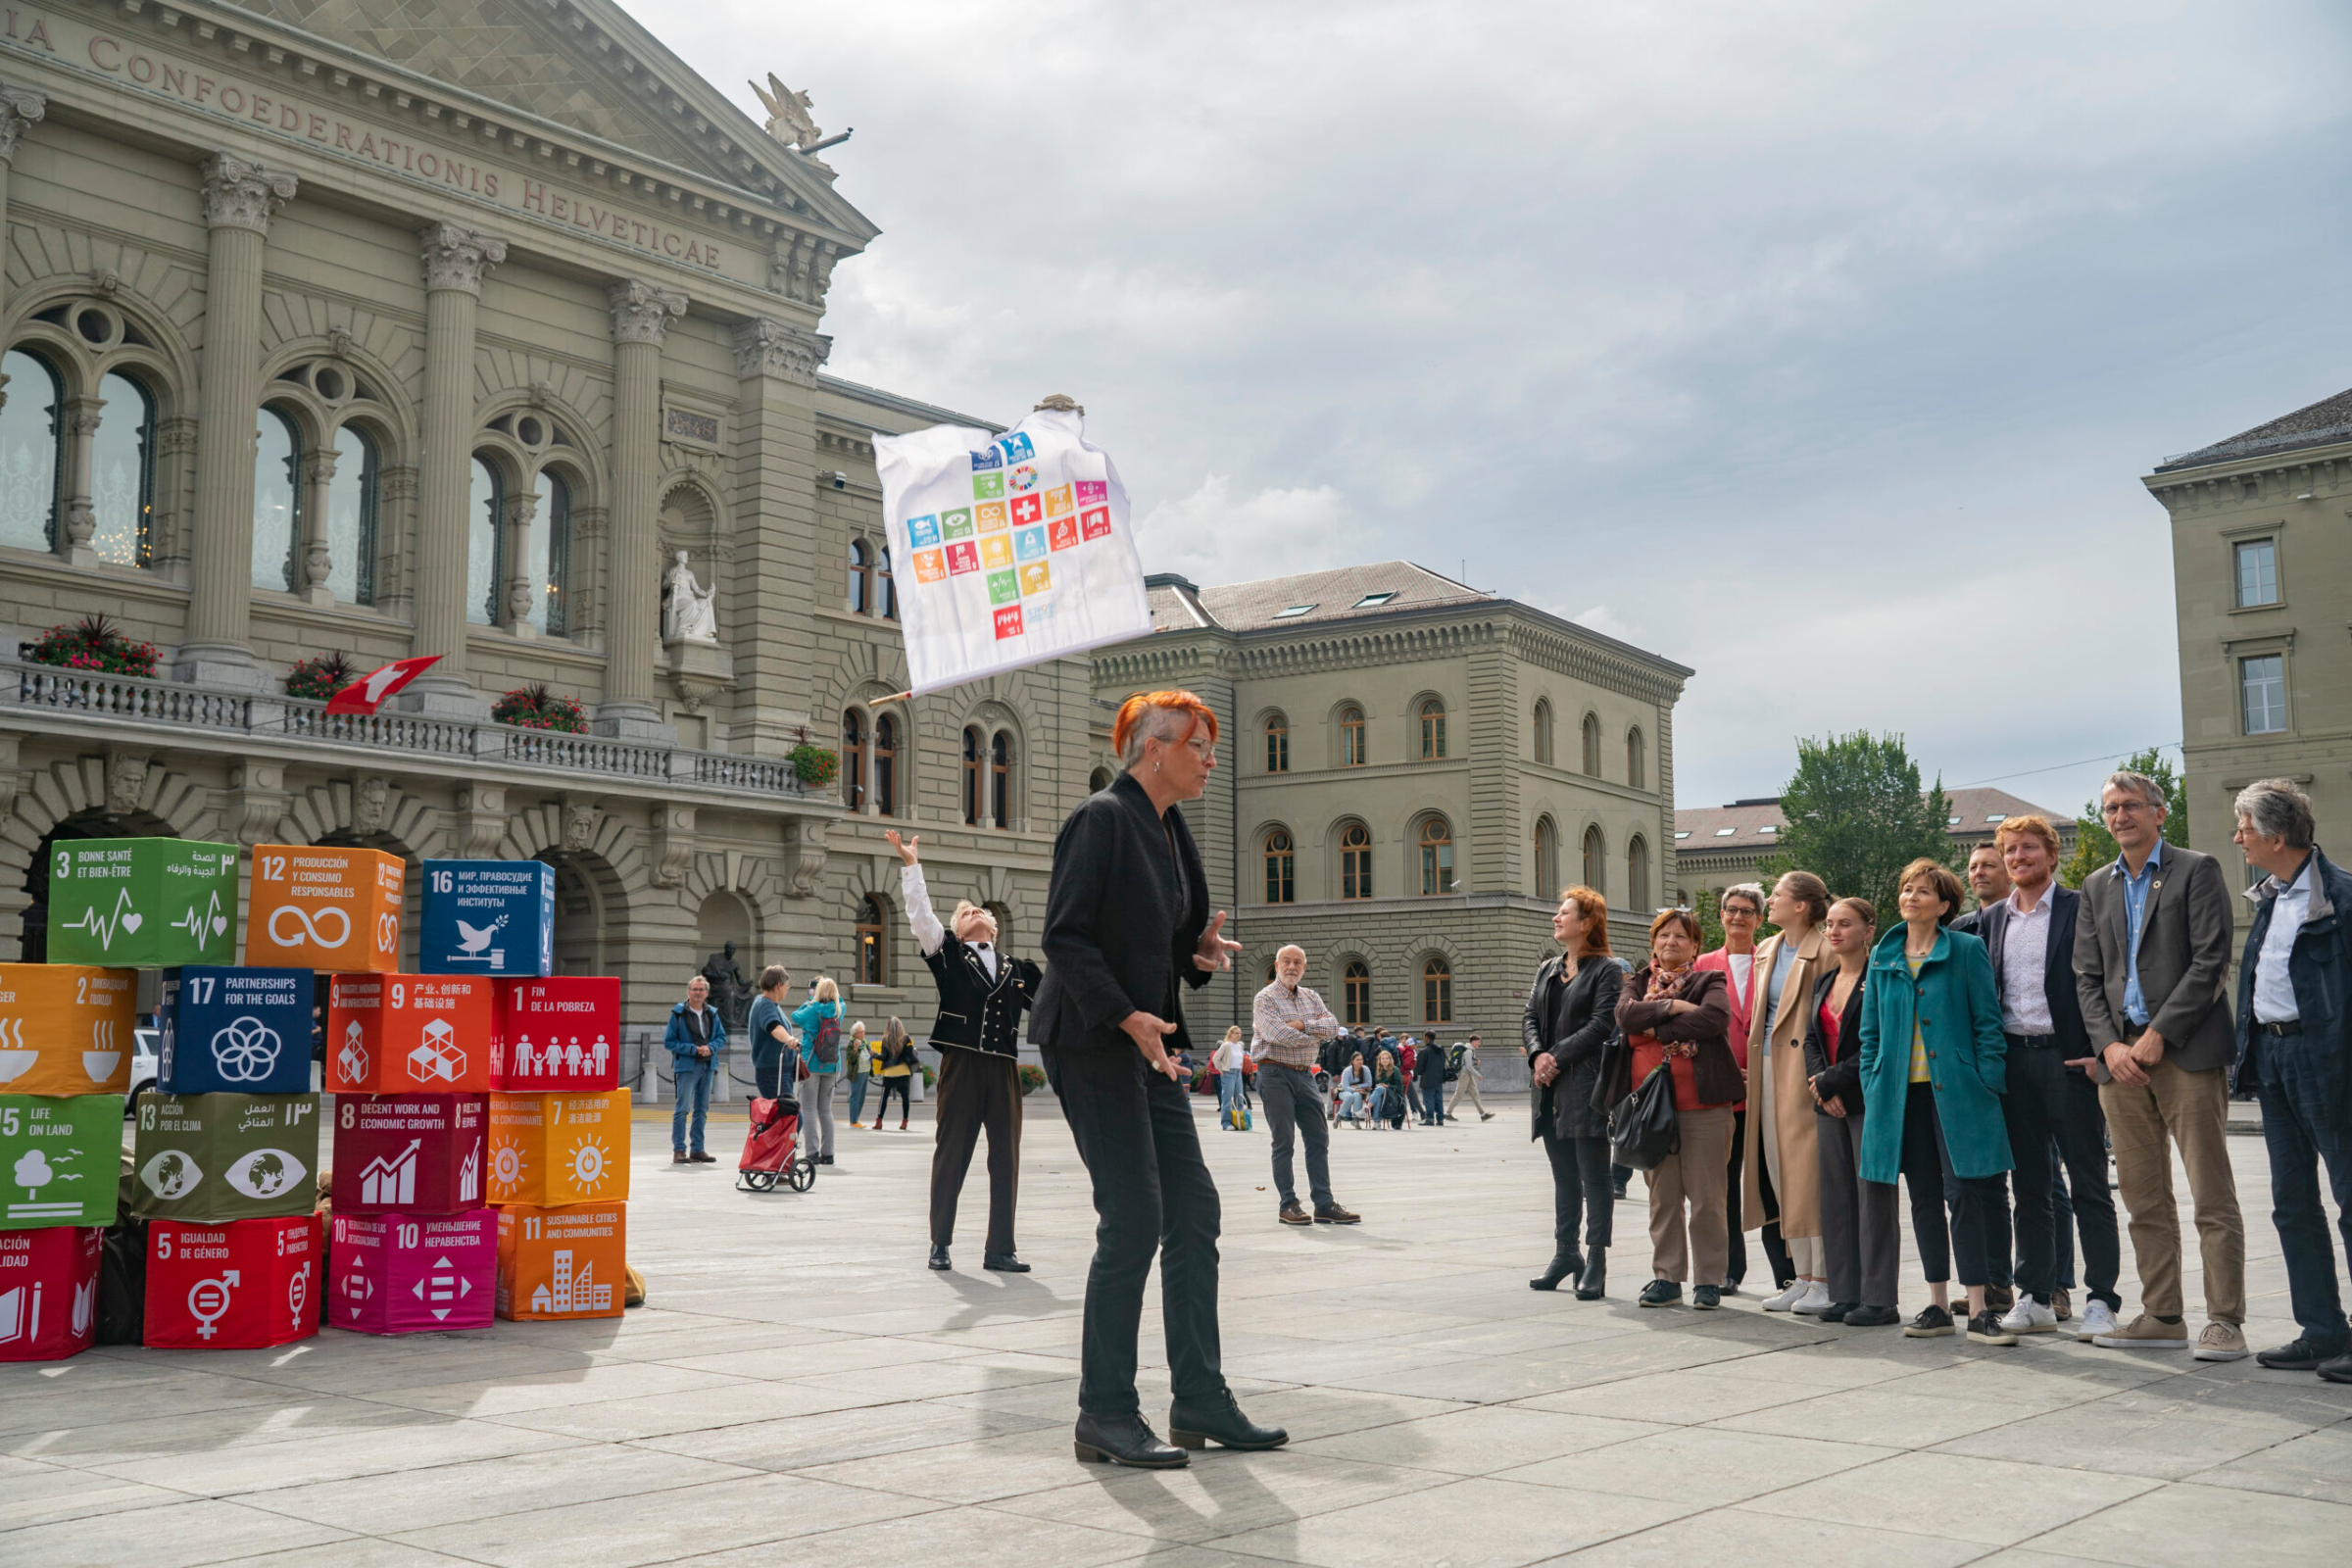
top-left (1524, 769), bottom-right (2352, 1382)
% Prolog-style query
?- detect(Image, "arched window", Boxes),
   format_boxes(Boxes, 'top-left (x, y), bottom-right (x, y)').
top-left (89, 370), bottom-right (155, 567)
top-left (1419, 698), bottom-right (1446, 760)
top-left (991, 731), bottom-right (1013, 829)
top-left (1583, 825), bottom-right (1607, 896)
top-left (1419, 818), bottom-right (1454, 896)
top-left (1341, 823), bottom-right (1374, 900)
top-left (1423, 956), bottom-right (1452, 1025)
top-left (873, 713), bottom-right (899, 817)
top-left (1627, 727), bottom-right (1646, 791)
top-left (1582, 712), bottom-right (1602, 776)
top-left (985, 901), bottom-right (1012, 950)
top-left (879, 547), bottom-right (897, 620)
top-left (1089, 766), bottom-right (1113, 794)
top-left (0, 348), bottom-right (60, 550)
top-left (961, 727), bottom-right (983, 825)
top-left (1264, 713), bottom-right (1289, 774)
top-left (526, 467), bottom-right (569, 634)
top-left (1534, 816), bottom-right (1559, 899)
top-left (324, 425), bottom-right (380, 606)
top-left (1339, 705), bottom-right (1366, 767)
top-left (856, 894), bottom-right (886, 985)
top-left (1533, 700), bottom-right (1554, 766)
top-left (849, 539), bottom-right (872, 613)
top-left (1343, 960), bottom-right (1372, 1026)
top-left (466, 455), bottom-right (503, 624)
top-left (1264, 829), bottom-right (1295, 905)
top-left (1628, 835), bottom-right (1650, 912)
top-left (841, 710), bottom-right (867, 812)
top-left (253, 408), bottom-right (303, 592)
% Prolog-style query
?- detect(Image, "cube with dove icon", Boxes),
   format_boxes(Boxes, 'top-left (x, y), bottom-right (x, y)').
top-left (419, 860), bottom-right (554, 977)
top-left (325, 973), bottom-right (494, 1093)
top-left (143, 1214), bottom-right (319, 1349)
top-left (0, 963), bottom-right (137, 1095)
top-left (244, 844), bottom-right (403, 972)
top-left (158, 967), bottom-right (314, 1096)
top-left (0, 1225), bottom-right (103, 1361)
top-left (127, 1092), bottom-right (319, 1222)
top-left (330, 1207), bottom-right (496, 1334)
top-left (0, 1095), bottom-right (122, 1228)
top-left (331, 1093), bottom-right (487, 1215)
top-left (492, 977), bottom-right (620, 1091)
top-left (43, 839), bottom-right (239, 969)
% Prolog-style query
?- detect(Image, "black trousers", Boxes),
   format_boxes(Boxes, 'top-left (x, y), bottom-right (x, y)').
top-left (931, 1050), bottom-right (1021, 1254)
top-left (1540, 1125), bottom-right (1613, 1257)
top-left (1899, 1080), bottom-right (2002, 1286)
top-left (1725, 1105), bottom-right (1794, 1290)
top-left (1817, 1107), bottom-right (1900, 1308)
top-left (1997, 1038), bottom-right (2121, 1307)
top-left (1047, 1045), bottom-right (1224, 1418)
top-left (873, 1075), bottom-right (912, 1122)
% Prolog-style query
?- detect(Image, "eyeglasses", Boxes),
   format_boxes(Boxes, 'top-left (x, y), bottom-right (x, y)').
top-left (2101, 801), bottom-right (2153, 818)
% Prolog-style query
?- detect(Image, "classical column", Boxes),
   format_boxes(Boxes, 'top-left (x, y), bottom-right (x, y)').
top-left (597, 278), bottom-right (686, 740)
top-left (407, 221), bottom-right (507, 711)
top-left (300, 445), bottom-right (337, 604)
top-left (176, 153), bottom-right (296, 691)
top-left (0, 82), bottom-right (46, 329)
top-left (730, 318), bottom-right (829, 756)
top-left (501, 487), bottom-right (539, 637)
top-left (57, 393), bottom-right (102, 564)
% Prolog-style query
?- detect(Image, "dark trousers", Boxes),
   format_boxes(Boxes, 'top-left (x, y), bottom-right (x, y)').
top-left (1539, 1125), bottom-right (1613, 1258)
top-left (1899, 1081), bottom-right (2002, 1286)
top-left (873, 1075), bottom-right (911, 1123)
top-left (1046, 1045), bottom-right (1224, 1418)
top-left (2000, 1037), bottom-right (2066, 1303)
top-left (1422, 1071), bottom-right (1446, 1125)
top-left (2256, 1032), bottom-right (2352, 1350)
top-left (1259, 1062), bottom-right (1332, 1209)
top-left (2036, 1056), bottom-right (2121, 1309)
top-left (1725, 1105), bottom-right (1794, 1290)
top-left (1953, 1170), bottom-right (2013, 1291)
top-left (931, 1050), bottom-right (1020, 1254)
top-left (753, 1047), bottom-right (783, 1102)
top-left (1817, 1107), bottom-right (1900, 1308)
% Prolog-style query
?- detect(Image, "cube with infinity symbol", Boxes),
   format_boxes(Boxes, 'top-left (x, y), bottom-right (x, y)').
top-left (44, 839), bottom-right (240, 968)
top-left (325, 974), bottom-right (493, 1093)
top-left (244, 844), bottom-right (403, 972)
top-left (159, 967), bottom-right (314, 1096)
top-left (144, 1214), bottom-right (319, 1349)
top-left (0, 962), bottom-right (137, 1096)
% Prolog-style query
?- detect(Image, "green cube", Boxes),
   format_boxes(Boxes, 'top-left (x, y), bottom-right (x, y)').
top-left (0, 1094), bottom-right (123, 1228)
top-left (46, 838), bottom-right (240, 967)
top-left (129, 1092), bottom-right (319, 1222)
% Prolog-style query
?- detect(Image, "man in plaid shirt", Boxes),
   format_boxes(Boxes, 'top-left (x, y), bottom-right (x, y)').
top-left (1251, 945), bottom-right (1362, 1227)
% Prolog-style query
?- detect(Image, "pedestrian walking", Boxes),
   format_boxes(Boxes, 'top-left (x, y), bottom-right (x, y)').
top-left (747, 964), bottom-right (795, 1101)
top-left (1251, 944), bottom-right (1360, 1226)
top-left (845, 1020), bottom-right (871, 1128)
top-left (665, 974), bottom-right (727, 1164)
top-left (1525, 885), bottom-right (1624, 1298)
top-left (1804, 897), bottom-right (1901, 1326)
top-left (1446, 1035), bottom-right (1495, 1121)
top-left (871, 1017), bottom-right (916, 1129)
top-left (790, 977), bottom-right (844, 1166)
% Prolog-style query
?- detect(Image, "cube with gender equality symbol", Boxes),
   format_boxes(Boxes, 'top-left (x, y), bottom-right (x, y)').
top-left (491, 977), bottom-right (620, 1092)
top-left (496, 1200), bottom-right (624, 1321)
top-left (331, 1208), bottom-right (496, 1334)
top-left (0, 963), bottom-right (137, 1095)
top-left (144, 1214), bottom-right (319, 1349)
top-left (332, 1094), bottom-right (486, 1215)
top-left (44, 838), bottom-right (239, 968)
top-left (418, 859), bottom-right (554, 977)
top-left (158, 967), bottom-right (314, 1095)
top-left (0, 1225), bottom-right (103, 1361)
top-left (325, 973), bottom-right (494, 1093)
top-left (487, 1091), bottom-right (629, 1206)
top-left (245, 843), bottom-right (403, 972)
top-left (127, 1092), bottom-right (319, 1222)
top-left (0, 1094), bottom-right (123, 1228)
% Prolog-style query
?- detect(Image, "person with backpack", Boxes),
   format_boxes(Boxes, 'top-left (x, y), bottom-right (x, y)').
top-left (790, 977), bottom-right (845, 1165)
top-left (1447, 1035), bottom-right (1495, 1121)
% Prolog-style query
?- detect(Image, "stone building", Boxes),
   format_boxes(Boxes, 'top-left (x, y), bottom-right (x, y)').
top-left (0, 0), bottom-right (1090, 1063)
top-left (1089, 564), bottom-right (1690, 1052)
top-left (2147, 383), bottom-right (2352, 944)
top-left (1674, 786), bottom-right (2078, 910)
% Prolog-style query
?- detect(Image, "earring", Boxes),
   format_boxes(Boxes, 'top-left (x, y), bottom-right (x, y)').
top-left (1153, 761), bottom-right (1161, 773)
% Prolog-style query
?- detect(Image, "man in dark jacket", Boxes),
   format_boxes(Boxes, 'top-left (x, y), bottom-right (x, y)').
top-left (664, 975), bottom-right (727, 1163)
top-left (2230, 780), bottom-right (2352, 1380)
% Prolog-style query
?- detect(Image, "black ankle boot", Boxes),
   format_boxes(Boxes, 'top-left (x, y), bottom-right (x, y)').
top-left (1530, 1252), bottom-right (1582, 1292)
top-left (1074, 1410), bottom-right (1188, 1468)
top-left (1574, 1247), bottom-right (1607, 1299)
top-left (1168, 1389), bottom-right (1289, 1450)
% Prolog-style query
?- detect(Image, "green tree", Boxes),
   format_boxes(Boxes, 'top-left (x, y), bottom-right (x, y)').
top-left (2059, 747), bottom-right (2188, 887)
top-left (1758, 731), bottom-right (1956, 920)
top-left (1691, 885), bottom-right (1725, 954)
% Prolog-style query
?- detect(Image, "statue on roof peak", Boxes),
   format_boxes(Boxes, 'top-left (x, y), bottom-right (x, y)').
top-left (751, 74), bottom-right (823, 151)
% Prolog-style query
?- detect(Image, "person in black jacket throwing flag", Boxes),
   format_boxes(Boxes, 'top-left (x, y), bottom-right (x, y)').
top-left (885, 828), bottom-right (1041, 1274)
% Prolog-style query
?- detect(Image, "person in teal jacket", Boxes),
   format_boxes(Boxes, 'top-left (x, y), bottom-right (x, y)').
top-left (1857, 857), bottom-right (2016, 1348)
top-left (790, 978), bottom-right (845, 1165)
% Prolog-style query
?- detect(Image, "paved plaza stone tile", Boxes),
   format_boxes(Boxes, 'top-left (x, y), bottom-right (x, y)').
top-left (2, 1101), bottom-right (2348, 1566)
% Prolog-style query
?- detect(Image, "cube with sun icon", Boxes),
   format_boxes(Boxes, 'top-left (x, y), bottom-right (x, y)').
top-left (487, 1091), bottom-right (630, 1206)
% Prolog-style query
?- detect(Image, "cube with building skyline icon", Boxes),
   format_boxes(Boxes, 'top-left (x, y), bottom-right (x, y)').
top-left (496, 1200), bottom-right (624, 1321)
top-left (0, 1225), bottom-right (103, 1362)
top-left (144, 1214), bottom-right (318, 1349)
top-left (326, 973), bottom-right (493, 1093)
top-left (43, 839), bottom-right (239, 968)
top-left (487, 1091), bottom-right (630, 1206)
top-left (0, 1094), bottom-right (122, 1229)
top-left (419, 860), bottom-right (554, 977)
top-left (331, 1094), bottom-right (486, 1215)
top-left (159, 967), bottom-right (314, 1096)
top-left (492, 978), bottom-right (621, 1091)
top-left (0, 963), bottom-right (138, 1096)
top-left (331, 1207), bottom-right (496, 1335)
top-left (127, 1093), bottom-right (319, 1223)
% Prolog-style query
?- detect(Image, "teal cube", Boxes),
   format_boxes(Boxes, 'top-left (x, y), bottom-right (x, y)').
top-left (46, 839), bottom-right (240, 967)
top-left (0, 1094), bottom-right (123, 1228)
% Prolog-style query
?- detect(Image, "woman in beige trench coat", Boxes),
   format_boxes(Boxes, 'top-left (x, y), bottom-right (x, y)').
top-left (1746, 871), bottom-right (1834, 1314)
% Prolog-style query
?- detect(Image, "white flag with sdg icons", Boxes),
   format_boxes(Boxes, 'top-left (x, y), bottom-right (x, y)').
top-left (874, 407), bottom-right (1152, 695)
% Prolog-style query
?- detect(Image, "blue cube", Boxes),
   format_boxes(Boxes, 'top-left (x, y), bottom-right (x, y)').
top-left (419, 861), bottom-right (555, 977)
top-left (160, 967), bottom-right (316, 1095)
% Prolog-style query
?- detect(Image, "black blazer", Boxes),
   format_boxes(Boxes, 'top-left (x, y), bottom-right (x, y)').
top-left (1522, 955), bottom-right (1625, 1141)
top-left (923, 937), bottom-right (1041, 1060)
top-left (1801, 966), bottom-right (1869, 1115)
top-left (1031, 770), bottom-right (1213, 1054)
top-left (1975, 885), bottom-right (2090, 1060)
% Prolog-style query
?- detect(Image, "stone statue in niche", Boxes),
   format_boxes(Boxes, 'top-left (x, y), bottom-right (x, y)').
top-left (662, 550), bottom-right (719, 645)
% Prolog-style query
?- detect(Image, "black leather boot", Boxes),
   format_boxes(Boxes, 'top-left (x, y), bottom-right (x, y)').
top-left (1168, 1388), bottom-right (1289, 1451)
top-left (1574, 1247), bottom-right (1607, 1300)
top-left (1530, 1252), bottom-right (1581, 1292)
top-left (1074, 1411), bottom-right (1188, 1468)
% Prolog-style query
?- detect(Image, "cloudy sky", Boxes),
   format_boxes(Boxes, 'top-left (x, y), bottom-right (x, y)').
top-left (639, 0), bottom-right (2352, 816)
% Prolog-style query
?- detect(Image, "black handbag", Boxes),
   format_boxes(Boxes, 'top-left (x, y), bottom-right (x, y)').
top-left (1608, 1061), bottom-right (1681, 1170)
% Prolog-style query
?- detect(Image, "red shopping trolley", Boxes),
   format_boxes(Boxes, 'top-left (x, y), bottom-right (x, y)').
top-left (736, 1095), bottom-right (815, 1193)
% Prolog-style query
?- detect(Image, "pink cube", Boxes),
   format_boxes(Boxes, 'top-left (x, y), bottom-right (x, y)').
top-left (492, 977), bottom-right (621, 1091)
top-left (330, 1208), bottom-right (496, 1335)
top-left (0, 1226), bottom-right (102, 1361)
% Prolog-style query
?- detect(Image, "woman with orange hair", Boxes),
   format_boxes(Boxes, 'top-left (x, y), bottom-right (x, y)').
top-left (1523, 885), bottom-right (1624, 1298)
top-left (1033, 691), bottom-right (1282, 1469)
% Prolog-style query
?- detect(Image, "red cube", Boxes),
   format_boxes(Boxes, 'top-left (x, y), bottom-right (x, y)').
top-left (329, 1209), bottom-right (496, 1335)
top-left (144, 1215), bottom-right (319, 1349)
top-left (326, 974), bottom-right (493, 1093)
top-left (492, 978), bottom-right (621, 1091)
top-left (331, 1094), bottom-right (486, 1215)
top-left (0, 1226), bottom-right (102, 1362)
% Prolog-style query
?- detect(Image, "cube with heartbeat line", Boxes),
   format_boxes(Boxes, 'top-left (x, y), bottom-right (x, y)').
top-left (487, 1091), bottom-right (630, 1205)
top-left (0, 962), bottom-right (138, 1095)
top-left (43, 838), bottom-right (239, 968)
top-left (326, 974), bottom-right (494, 1093)
top-left (419, 860), bottom-right (554, 977)
top-left (330, 1094), bottom-right (487, 1214)
top-left (330, 1208), bottom-right (496, 1334)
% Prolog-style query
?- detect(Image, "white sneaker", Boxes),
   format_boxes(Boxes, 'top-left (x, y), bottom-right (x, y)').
top-left (1790, 1281), bottom-right (1834, 1316)
top-left (1762, 1281), bottom-right (1808, 1312)
top-left (2076, 1299), bottom-right (2120, 1342)
top-left (2000, 1296), bottom-right (2059, 1335)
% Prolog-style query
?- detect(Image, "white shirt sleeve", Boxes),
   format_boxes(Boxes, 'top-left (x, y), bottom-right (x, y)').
top-left (901, 863), bottom-right (946, 957)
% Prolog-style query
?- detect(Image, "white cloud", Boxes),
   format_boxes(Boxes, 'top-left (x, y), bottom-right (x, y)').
top-left (1134, 477), bottom-right (1351, 585)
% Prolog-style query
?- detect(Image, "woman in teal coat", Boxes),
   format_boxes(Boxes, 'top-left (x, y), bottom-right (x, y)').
top-left (1857, 857), bottom-right (2015, 1347)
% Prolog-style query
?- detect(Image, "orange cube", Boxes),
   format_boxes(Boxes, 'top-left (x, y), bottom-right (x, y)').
top-left (496, 1201), bottom-right (625, 1320)
top-left (487, 1091), bottom-right (630, 1206)
top-left (0, 964), bottom-right (137, 1095)
top-left (246, 844), bottom-right (403, 972)
top-left (326, 974), bottom-right (494, 1093)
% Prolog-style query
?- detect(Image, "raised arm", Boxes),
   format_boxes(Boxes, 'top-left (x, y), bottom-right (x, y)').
top-left (885, 829), bottom-right (946, 957)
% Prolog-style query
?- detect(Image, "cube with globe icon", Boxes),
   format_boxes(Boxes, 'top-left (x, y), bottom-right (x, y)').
top-left (331, 1094), bottom-right (487, 1215)
top-left (0, 1224), bottom-right (104, 1361)
top-left (419, 860), bottom-right (554, 977)
top-left (158, 967), bottom-right (314, 1096)
top-left (496, 1200), bottom-right (624, 1321)
top-left (331, 1207), bottom-right (496, 1334)
top-left (487, 1091), bottom-right (630, 1206)
top-left (0, 964), bottom-right (137, 1096)
top-left (43, 838), bottom-right (239, 968)
top-left (127, 1092), bottom-right (320, 1222)
top-left (325, 973), bottom-right (494, 1093)
top-left (244, 843), bottom-right (403, 972)
top-left (491, 977), bottom-right (621, 1091)
top-left (0, 1095), bottom-right (122, 1228)
top-left (144, 1214), bottom-right (319, 1349)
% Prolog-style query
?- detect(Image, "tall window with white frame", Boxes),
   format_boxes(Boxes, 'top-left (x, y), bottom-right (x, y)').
top-left (89, 370), bottom-right (156, 567)
top-left (1341, 823), bottom-right (1374, 900)
top-left (1422, 956), bottom-right (1452, 1026)
top-left (254, 409), bottom-right (304, 591)
top-left (2241, 655), bottom-right (2286, 735)
top-left (1343, 960), bottom-right (1371, 1026)
top-left (1419, 817), bottom-right (1454, 895)
top-left (1339, 704), bottom-right (1366, 766)
top-left (1419, 698), bottom-right (1446, 760)
top-left (1264, 829), bottom-right (1295, 905)
top-left (0, 349), bottom-right (61, 551)
top-left (1265, 713), bottom-right (1289, 773)
top-left (2234, 538), bottom-right (2278, 609)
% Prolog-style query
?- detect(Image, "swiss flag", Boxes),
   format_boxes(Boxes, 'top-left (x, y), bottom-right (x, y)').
top-left (324, 656), bottom-right (441, 714)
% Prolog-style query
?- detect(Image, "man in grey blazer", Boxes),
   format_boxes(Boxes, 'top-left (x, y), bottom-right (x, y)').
top-left (2073, 770), bottom-right (2247, 1360)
